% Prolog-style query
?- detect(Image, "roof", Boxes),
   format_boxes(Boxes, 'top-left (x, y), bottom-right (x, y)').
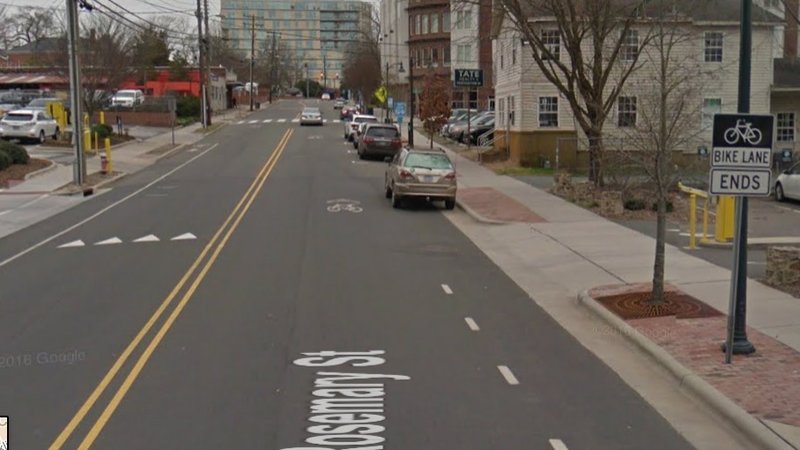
top-left (774, 58), bottom-right (800, 88)
top-left (8, 38), bottom-right (63, 54)
top-left (0, 73), bottom-right (65, 84)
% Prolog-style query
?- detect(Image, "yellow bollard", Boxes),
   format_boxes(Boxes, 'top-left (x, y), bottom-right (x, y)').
top-left (103, 138), bottom-right (112, 173)
top-left (99, 111), bottom-right (105, 125)
top-left (94, 132), bottom-right (99, 154)
top-left (83, 130), bottom-right (92, 154)
top-left (701, 198), bottom-right (710, 242)
top-left (688, 194), bottom-right (697, 249)
top-left (714, 195), bottom-right (735, 242)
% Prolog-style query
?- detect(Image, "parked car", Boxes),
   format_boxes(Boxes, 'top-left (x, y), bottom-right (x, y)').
top-left (321, 93), bottom-right (331, 100)
top-left (344, 114), bottom-right (378, 141)
top-left (448, 112), bottom-right (494, 142)
top-left (340, 106), bottom-right (356, 120)
top-left (385, 147), bottom-right (457, 210)
top-left (110, 89), bottom-right (144, 108)
top-left (357, 123), bottom-right (402, 160)
top-left (333, 99), bottom-right (345, 109)
top-left (775, 160), bottom-right (800, 201)
top-left (300, 106), bottom-right (323, 126)
top-left (463, 117), bottom-right (495, 145)
top-left (25, 97), bottom-right (64, 112)
top-left (0, 109), bottom-right (60, 144)
top-left (441, 109), bottom-right (476, 135)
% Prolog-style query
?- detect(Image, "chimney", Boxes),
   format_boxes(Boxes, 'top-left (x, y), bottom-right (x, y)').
top-left (785, 0), bottom-right (799, 59)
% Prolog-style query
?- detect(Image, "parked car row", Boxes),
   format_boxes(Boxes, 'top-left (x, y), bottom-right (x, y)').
top-left (341, 111), bottom-right (457, 210)
top-left (0, 109), bottom-right (60, 144)
top-left (440, 109), bottom-right (495, 145)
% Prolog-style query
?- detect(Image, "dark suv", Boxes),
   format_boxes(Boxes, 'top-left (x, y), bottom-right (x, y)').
top-left (358, 124), bottom-right (402, 160)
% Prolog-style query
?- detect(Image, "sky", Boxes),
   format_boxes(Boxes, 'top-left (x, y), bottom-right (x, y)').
top-left (5, 0), bottom-right (221, 17)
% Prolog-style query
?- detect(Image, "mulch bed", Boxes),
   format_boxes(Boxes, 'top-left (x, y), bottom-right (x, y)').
top-left (43, 134), bottom-right (135, 148)
top-left (595, 289), bottom-right (724, 320)
top-left (0, 158), bottom-right (52, 188)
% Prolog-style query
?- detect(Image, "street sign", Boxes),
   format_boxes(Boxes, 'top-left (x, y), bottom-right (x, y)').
top-left (394, 101), bottom-right (406, 117)
top-left (388, 97), bottom-right (394, 108)
top-left (454, 69), bottom-right (483, 87)
top-left (709, 113), bottom-right (774, 196)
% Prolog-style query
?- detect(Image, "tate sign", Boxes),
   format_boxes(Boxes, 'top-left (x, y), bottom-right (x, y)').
top-left (453, 69), bottom-right (483, 87)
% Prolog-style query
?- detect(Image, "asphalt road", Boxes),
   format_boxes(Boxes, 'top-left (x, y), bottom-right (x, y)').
top-left (0, 99), bottom-right (692, 449)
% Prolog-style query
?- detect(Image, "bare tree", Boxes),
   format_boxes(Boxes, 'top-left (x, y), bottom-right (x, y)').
top-left (495, 0), bottom-right (649, 185)
top-left (342, 37), bottom-right (381, 106)
top-left (617, 2), bottom-right (712, 303)
top-left (419, 72), bottom-right (451, 148)
top-left (9, 8), bottom-right (57, 46)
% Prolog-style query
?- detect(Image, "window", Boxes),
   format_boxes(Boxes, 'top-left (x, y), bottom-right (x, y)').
top-left (431, 14), bottom-right (439, 33)
top-left (432, 47), bottom-right (439, 66)
top-left (541, 30), bottom-right (560, 60)
top-left (621, 30), bottom-right (638, 62)
top-left (443, 46), bottom-right (450, 65)
top-left (415, 15), bottom-right (421, 35)
top-left (705, 32), bottom-right (723, 62)
top-left (498, 98), bottom-right (505, 127)
top-left (538, 96), bottom-right (558, 127)
top-left (499, 42), bottom-right (504, 68)
top-left (457, 44), bottom-right (471, 63)
top-left (777, 112), bottom-right (795, 142)
top-left (509, 96), bottom-right (515, 126)
top-left (702, 98), bottom-right (721, 129)
top-left (443, 12), bottom-right (450, 31)
top-left (455, 9), bottom-right (472, 30)
top-left (464, 9), bottom-right (472, 28)
top-left (512, 38), bottom-right (518, 65)
top-left (618, 96), bottom-right (637, 127)
top-left (422, 14), bottom-right (428, 34)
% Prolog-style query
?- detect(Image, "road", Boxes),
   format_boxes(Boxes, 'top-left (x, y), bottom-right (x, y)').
top-left (0, 99), bottom-right (692, 449)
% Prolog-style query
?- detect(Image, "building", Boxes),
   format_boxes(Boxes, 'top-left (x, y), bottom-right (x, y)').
top-left (379, 0), bottom-right (410, 104)
top-left (119, 67), bottom-right (231, 112)
top-left (220, 0), bottom-right (376, 92)
top-left (491, 1), bottom-right (781, 168)
top-left (449, 0), bottom-right (493, 110)
top-left (407, 0), bottom-right (452, 113)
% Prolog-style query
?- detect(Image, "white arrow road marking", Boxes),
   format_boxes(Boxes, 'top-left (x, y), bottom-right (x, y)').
top-left (248, 120), bottom-right (259, 124)
top-left (497, 365), bottom-right (519, 385)
top-left (278, 119), bottom-right (287, 123)
top-left (58, 240), bottom-right (85, 248)
top-left (464, 317), bottom-right (480, 331)
top-left (171, 232), bottom-right (197, 241)
top-left (133, 234), bottom-right (160, 243)
top-left (549, 439), bottom-right (569, 450)
top-left (95, 237), bottom-right (123, 246)
top-left (441, 284), bottom-right (453, 294)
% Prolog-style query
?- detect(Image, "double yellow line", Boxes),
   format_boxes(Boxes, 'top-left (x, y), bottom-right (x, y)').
top-left (50, 128), bottom-right (294, 449)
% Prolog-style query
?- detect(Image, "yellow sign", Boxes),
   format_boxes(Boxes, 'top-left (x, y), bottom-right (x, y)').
top-left (374, 86), bottom-right (387, 104)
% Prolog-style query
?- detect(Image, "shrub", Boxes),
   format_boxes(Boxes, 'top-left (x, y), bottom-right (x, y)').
top-left (176, 95), bottom-right (201, 118)
top-left (91, 123), bottom-right (113, 139)
top-left (0, 149), bottom-right (11, 170)
top-left (651, 200), bottom-right (674, 213)
top-left (624, 198), bottom-right (647, 211)
top-left (0, 140), bottom-right (29, 164)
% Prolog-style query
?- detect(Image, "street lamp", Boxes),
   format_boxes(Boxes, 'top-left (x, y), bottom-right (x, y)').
top-left (408, 56), bottom-right (414, 148)
top-left (384, 61), bottom-right (404, 122)
top-left (304, 63), bottom-right (309, 98)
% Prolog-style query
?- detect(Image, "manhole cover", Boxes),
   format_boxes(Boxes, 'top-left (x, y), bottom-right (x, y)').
top-left (596, 291), bottom-right (723, 320)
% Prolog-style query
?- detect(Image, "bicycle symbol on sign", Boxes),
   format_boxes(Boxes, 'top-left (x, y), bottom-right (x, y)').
top-left (723, 119), bottom-right (763, 145)
top-left (326, 199), bottom-right (363, 213)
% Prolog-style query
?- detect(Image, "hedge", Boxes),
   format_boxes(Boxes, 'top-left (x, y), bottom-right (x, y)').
top-left (0, 140), bottom-right (29, 164)
top-left (0, 150), bottom-right (11, 171)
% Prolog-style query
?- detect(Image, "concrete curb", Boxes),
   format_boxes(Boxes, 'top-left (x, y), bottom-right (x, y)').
top-left (577, 290), bottom-right (795, 450)
top-left (90, 171), bottom-right (127, 191)
top-left (152, 143), bottom-right (189, 162)
top-left (455, 198), bottom-right (509, 225)
top-left (23, 160), bottom-right (57, 180)
top-left (699, 239), bottom-right (800, 250)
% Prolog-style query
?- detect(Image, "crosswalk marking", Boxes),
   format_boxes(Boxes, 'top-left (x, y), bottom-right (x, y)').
top-left (133, 234), bottom-right (160, 243)
top-left (263, 119), bottom-right (272, 123)
top-left (58, 240), bottom-right (85, 248)
top-left (278, 119), bottom-right (287, 123)
top-left (248, 120), bottom-right (259, 124)
top-left (291, 118), bottom-right (300, 123)
top-left (95, 237), bottom-right (123, 246)
top-left (333, 119), bottom-right (341, 123)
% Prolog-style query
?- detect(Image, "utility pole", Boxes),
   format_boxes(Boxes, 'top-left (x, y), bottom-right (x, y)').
top-left (384, 62), bottom-right (389, 121)
top-left (203, 0), bottom-right (211, 125)
top-left (304, 63), bottom-right (309, 98)
top-left (195, 0), bottom-right (206, 128)
top-left (408, 56), bottom-right (414, 148)
top-left (249, 14), bottom-right (255, 111)
top-left (66, 0), bottom-right (86, 184)
top-left (323, 54), bottom-right (327, 90)
top-left (269, 30), bottom-right (276, 104)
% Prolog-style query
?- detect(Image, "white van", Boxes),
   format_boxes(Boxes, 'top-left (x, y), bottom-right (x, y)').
top-left (111, 89), bottom-right (144, 108)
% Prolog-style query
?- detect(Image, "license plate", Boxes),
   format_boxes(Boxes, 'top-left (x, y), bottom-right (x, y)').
top-left (12, 126), bottom-right (19, 130)
top-left (421, 175), bottom-right (436, 183)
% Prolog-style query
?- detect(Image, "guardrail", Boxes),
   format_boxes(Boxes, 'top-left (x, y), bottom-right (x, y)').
top-left (677, 182), bottom-right (735, 249)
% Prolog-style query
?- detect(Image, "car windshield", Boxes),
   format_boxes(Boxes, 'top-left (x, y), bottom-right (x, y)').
top-left (4, 113), bottom-right (34, 121)
top-left (115, 92), bottom-right (135, 98)
top-left (28, 99), bottom-right (57, 107)
top-left (367, 127), bottom-right (399, 138)
top-left (355, 117), bottom-right (377, 123)
top-left (303, 108), bottom-right (319, 114)
top-left (404, 152), bottom-right (453, 170)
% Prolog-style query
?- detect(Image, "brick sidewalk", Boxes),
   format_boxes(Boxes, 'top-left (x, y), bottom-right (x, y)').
top-left (459, 187), bottom-right (546, 223)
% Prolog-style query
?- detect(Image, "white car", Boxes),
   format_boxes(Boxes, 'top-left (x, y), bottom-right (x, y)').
top-left (344, 114), bottom-right (378, 141)
top-left (775, 160), bottom-right (800, 201)
top-left (321, 93), bottom-right (331, 100)
top-left (300, 107), bottom-right (323, 126)
top-left (0, 109), bottom-right (59, 144)
top-left (111, 89), bottom-right (144, 108)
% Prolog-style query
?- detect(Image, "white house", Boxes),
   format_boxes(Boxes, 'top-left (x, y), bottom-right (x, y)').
top-left (491, 1), bottom-right (781, 169)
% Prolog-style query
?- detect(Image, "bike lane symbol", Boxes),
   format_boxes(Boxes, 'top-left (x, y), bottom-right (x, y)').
top-left (723, 119), bottom-right (763, 145)
top-left (326, 199), bottom-right (363, 213)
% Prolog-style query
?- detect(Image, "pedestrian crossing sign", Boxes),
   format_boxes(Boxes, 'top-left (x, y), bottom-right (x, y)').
top-left (374, 86), bottom-right (387, 104)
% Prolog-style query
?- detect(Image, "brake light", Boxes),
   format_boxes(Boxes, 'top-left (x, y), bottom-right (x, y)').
top-left (399, 169), bottom-right (414, 179)
top-left (391, 138), bottom-right (401, 146)
top-left (444, 172), bottom-right (456, 180)
top-left (363, 137), bottom-right (374, 144)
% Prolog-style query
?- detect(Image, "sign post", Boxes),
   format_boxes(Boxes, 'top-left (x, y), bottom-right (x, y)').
top-left (710, 111), bottom-right (774, 363)
top-left (454, 69), bottom-right (484, 150)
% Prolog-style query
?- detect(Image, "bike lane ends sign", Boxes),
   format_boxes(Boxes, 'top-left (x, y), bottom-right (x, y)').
top-left (710, 113), bottom-right (774, 196)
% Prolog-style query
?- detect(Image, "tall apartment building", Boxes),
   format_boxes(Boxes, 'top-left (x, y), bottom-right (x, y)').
top-left (379, 0), bottom-right (410, 101)
top-left (221, 0), bottom-right (375, 91)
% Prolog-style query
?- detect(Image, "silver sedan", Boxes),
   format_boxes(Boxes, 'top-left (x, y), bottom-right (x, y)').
top-left (384, 148), bottom-right (457, 209)
top-left (300, 107), bottom-right (323, 126)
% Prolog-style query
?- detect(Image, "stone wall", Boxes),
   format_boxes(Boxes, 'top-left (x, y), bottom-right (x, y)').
top-left (766, 246), bottom-right (800, 288)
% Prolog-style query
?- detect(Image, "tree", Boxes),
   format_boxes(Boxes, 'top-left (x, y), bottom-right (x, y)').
top-left (495, 0), bottom-right (649, 185)
top-left (617, 2), bottom-right (711, 303)
top-left (419, 73), bottom-right (451, 149)
top-left (342, 37), bottom-right (381, 106)
top-left (9, 8), bottom-right (56, 46)
top-left (295, 79), bottom-right (323, 98)
top-left (130, 22), bottom-right (171, 83)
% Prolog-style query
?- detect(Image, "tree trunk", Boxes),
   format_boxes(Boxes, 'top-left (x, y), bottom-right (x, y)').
top-left (587, 129), bottom-right (604, 187)
top-left (651, 194), bottom-right (667, 304)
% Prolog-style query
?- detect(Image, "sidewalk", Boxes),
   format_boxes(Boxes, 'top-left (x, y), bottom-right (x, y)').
top-left (407, 126), bottom-right (800, 449)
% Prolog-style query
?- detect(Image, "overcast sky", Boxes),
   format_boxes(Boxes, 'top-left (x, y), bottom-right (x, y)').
top-left (7, 0), bottom-right (221, 16)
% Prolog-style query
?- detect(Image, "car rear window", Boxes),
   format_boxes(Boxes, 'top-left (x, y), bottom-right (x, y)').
top-left (404, 153), bottom-right (453, 170)
top-left (355, 117), bottom-right (378, 123)
top-left (367, 127), bottom-right (399, 138)
top-left (4, 113), bottom-right (33, 121)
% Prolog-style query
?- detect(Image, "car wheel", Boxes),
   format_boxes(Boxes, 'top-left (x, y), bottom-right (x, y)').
top-left (53, 127), bottom-right (60, 141)
top-left (776, 183), bottom-right (785, 202)
top-left (38, 130), bottom-right (45, 144)
top-left (358, 148), bottom-right (365, 160)
top-left (385, 183), bottom-right (392, 199)
top-left (444, 199), bottom-right (456, 210)
top-left (391, 188), bottom-right (402, 209)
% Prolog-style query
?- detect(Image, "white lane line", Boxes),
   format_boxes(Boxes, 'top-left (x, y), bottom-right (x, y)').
top-left (441, 284), bottom-right (453, 295)
top-left (262, 119), bottom-right (272, 123)
top-left (323, 119), bottom-right (328, 123)
top-left (133, 234), bottom-right (160, 243)
top-left (58, 240), bottom-right (85, 248)
top-left (278, 119), bottom-right (287, 123)
top-left (236, 120), bottom-right (245, 124)
top-left (549, 439), bottom-right (569, 450)
top-left (333, 119), bottom-right (341, 123)
top-left (248, 120), bottom-right (259, 124)
top-left (95, 237), bottom-right (123, 246)
top-left (777, 205), bottom-right (800, 214)
top-left (171, 232), bottom-right (197, 241)
top-left (497, 365), bottom-right (519, 385)
top-left (464, 317), bottom-right (480, 331)
top-left (0, 143), bottom-right (219, 268)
